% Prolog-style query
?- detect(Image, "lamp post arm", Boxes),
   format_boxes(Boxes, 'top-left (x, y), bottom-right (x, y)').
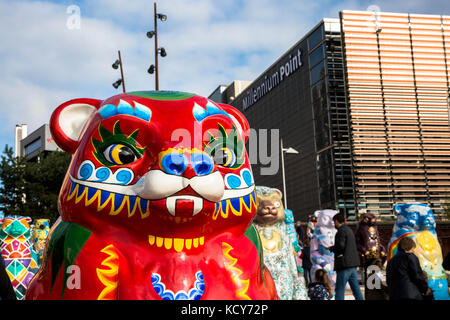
top-left (154, 2), bottom-right (159, 91)
top-left (118, 50), bottom-right (126, 93)
top-left (280, 138), bottom-right (287, 209)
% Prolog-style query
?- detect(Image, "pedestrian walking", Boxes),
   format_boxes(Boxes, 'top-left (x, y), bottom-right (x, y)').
top-left (386, 237), bottom-right (432, 300)
top-left (328, 213), bottom-right (364, 300)
top-left (301, 236), bottom-right (312, 286)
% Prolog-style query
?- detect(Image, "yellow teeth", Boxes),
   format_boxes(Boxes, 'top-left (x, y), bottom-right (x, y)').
top-left (148, 235), bottom-right (205, 252)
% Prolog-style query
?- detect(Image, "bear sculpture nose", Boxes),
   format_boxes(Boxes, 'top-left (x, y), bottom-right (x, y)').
top-left (191, 153), bottom-right (214, 176)
top-left (160, 153), bottom-right (188, 176)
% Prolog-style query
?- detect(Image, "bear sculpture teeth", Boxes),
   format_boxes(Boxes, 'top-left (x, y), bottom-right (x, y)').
top-left (165, 196), bottom-right (203, 216)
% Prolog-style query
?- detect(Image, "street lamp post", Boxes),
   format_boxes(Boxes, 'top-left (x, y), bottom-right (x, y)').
top-left (112, 50), bottom-right (126, 93)
top-left (280, 138), bottom-right (300, 209)
top-left (147, 2), bottom-right (167, 91)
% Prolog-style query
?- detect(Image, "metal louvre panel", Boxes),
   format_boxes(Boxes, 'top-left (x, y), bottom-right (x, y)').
top-left (341, 10), bottom-right (450, 217)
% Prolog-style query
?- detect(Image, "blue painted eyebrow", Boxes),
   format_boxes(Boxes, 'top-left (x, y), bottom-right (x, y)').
top-left (98, 100), bottom-right (152, 122)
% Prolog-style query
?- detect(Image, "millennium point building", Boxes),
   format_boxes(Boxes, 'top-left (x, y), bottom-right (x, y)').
top-left (210, 10), bottom-right (450, 221)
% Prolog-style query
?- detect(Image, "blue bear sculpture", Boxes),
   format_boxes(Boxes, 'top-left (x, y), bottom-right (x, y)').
top-left (388, 203), bottom-right (449, 300)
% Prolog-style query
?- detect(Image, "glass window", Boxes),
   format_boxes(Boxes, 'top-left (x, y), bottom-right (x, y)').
top-left (310, 60), bottom-right (326, 85)
top-left (309, 44), bottom-right (325, 69)
top-left (308, 25), bottom-right (324, 51)
top-left (25, 139), bottom-right (41, 155)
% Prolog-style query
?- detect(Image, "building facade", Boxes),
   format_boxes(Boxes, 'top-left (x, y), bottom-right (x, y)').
top-left (19, 124), bottom-right (61, 160)
top-left (211, 10), bottom-right (450, 221)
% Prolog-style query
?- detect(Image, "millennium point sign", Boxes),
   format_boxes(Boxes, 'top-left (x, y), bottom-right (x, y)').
top-left (242, 48), bottom-right (303, 111)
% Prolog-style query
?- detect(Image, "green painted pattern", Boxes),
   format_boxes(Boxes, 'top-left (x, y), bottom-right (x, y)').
top-left (244, 224), bottom-right (266, 286)
top-left (46, 220), bottom-right (92, 298)
top-left (128, 91), bottom-right (196, 101)
top-left (204, 124), bottom-right (245, 169)
top-left (92, 120), bottom-right (146, 167)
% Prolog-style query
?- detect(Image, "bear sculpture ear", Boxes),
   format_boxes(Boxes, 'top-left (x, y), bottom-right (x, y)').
top-left (393, 204), bottom-right (403, 215)
top-left (272, 188), bottom-right (283, 199)
top-left (218, 103), bottom-right (250, 143)
top-left (50, 98), bottom-right (102, 154)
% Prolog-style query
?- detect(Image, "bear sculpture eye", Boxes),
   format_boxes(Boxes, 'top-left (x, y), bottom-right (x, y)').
top-left (103, 144), bottom-right (137, 165)
top-left (212, 147), bottom-right (236, 167)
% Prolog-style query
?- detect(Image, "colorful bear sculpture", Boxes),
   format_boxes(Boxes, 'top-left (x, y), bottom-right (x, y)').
top-left (284, 209), bottom-right (302, 254)
top-left (310, 209), bottom-right (337, 287)
top-left (31, 219), bottom-right (51, 264)
top-left (388, 203), bottom-right (449, 300)
top-left (0, 216), bottom-right (39, 300)
top-left (253, 186), bottom-right (308, 300)
top-left (355, 212), bottom-right (386, 267)
top-left (26, 91), bottom-right (278, 300)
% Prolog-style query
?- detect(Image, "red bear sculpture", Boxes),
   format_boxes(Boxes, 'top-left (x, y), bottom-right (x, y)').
top-left (26, 91), bottom-right (277, 300)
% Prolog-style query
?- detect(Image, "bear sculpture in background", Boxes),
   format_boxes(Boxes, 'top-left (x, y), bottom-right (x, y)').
top-left (253, 186), bottom-right (308, 300)
top-left (388, 203), bottom-right (449, 300)
top-left (0, 216), bottom-right (39, 300)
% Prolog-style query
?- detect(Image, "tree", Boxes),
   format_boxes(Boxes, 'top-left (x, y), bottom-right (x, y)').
top-left (0, 145), bottom-right (27, 216)
top-left (0, 145), bottom-right (71, 224)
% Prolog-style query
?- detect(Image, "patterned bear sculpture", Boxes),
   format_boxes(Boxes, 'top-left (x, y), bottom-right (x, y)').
top-left (388, 203), bottom-right (449, 300)
top-left (31, 219), bottom-right (51, 264)
top-left (25, 91), bottom-right (278, 300)
top-left (0, 216), bottom-right (39, 300)
top-left (284, 209), bottom-right (302, 254)
top-left (355, 213), bottom-right (386, 267)
top-left (253, 186), bottom-right (308, 300)
top-left (310, 209), bottom-right (337, 287)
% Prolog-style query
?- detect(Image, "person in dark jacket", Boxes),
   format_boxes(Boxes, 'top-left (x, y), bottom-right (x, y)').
top-left (301, 236), bottom-right (312, 286)
top-left (386, 237), bottom-right (432, 300)
top-left (328, 213), bottom-right (364, 300)
top-left (295, 221), bottom-right (305, 247)
top-left (443, 251), bottom-right (450, 271)
top-left (0, 254), bottom-right (17, 300)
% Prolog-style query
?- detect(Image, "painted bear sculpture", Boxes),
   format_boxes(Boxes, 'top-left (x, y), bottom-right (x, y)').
top-left (310, 209), bottom-right (337, 287)
top-left (26, 91), bottom-right (278, 300)
top-left (0, 216), bottom-right (39, 300)
top-left (388, 203), bottom-right (449, 300)
top-left (355, 213), bottom-right (386, 267)
top-left (31, 219), bottom-right (51, 264)
top-left (253, 186), bottom-right (308, 300)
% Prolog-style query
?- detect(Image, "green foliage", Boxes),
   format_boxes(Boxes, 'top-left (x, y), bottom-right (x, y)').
top-left (0, 145), bottom-right (71, 224)
top-left (0, 145), bottom-right (27, 216)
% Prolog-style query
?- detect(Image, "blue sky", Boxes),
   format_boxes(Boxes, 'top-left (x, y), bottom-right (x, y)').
top-left (1, 0), bottom-right (450, 156)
